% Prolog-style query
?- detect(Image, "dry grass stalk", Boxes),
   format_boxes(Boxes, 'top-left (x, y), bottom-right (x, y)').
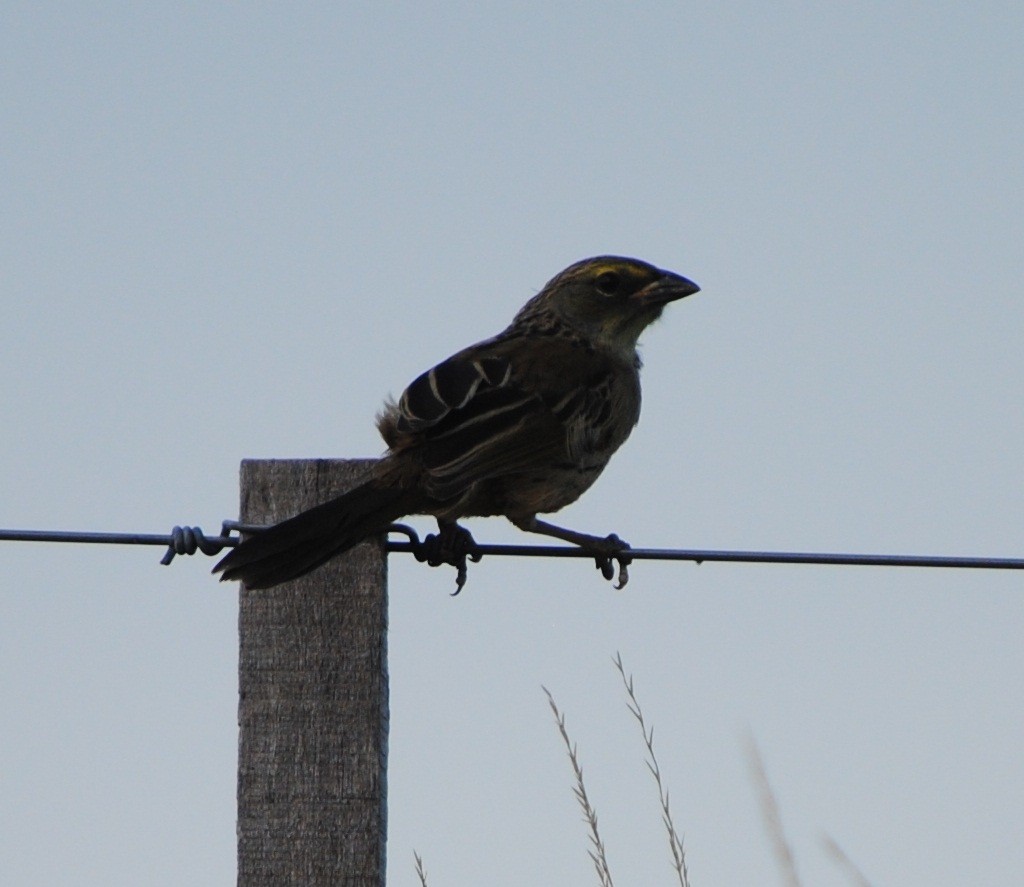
top-left (613, 652), bottom-right (691, 887)
top-left (823, 835), bottom-right (874, 887)
top-left (746, 735), bottom-right (802, 887)
top-left (413, 850), bottom-right (429, 887)
top-left (543, 686), bottom-right (615, 887)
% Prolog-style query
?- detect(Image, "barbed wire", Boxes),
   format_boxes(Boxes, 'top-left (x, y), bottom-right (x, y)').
top-left (0, 524), bottom-right (239, 565)
top-left (1, 521), bottom-right (1021, 573)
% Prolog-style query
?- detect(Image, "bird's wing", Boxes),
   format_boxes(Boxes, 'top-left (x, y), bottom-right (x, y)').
top-left (387, 335), bottom-right (614, 501)
top-left (395, 345), bottom-right (514, 434)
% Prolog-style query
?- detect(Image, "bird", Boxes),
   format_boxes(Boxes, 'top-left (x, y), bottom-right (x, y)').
top-left (213, 256), bottom-right (699, 590)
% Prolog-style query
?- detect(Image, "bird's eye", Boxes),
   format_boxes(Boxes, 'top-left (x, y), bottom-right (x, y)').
top-left (595, 270), bottom-right (621, 296)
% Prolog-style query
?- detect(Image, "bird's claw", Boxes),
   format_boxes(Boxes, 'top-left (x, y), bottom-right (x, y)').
top-left (417, 523), bottom-right (482, 595)
top-left (590, 534), bottom-right (632, 589)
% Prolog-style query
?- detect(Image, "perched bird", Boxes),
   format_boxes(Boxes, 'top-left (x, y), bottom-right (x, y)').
top-left (214, 256), bottom-right (699, 589)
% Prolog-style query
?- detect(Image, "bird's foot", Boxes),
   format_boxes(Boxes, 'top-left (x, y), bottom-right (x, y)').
top-left (510, 516), bottom-right (634, 589)
top-left (418, 522), bottom-right (482, 595)
top-left (586, 533), bottom-right (633, 589)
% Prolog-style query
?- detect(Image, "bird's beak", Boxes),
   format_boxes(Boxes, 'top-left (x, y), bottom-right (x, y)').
top-left (634, 270), bottom-right (701, 307)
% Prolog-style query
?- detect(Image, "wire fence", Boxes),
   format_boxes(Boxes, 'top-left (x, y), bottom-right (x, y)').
top-left (1, 521), bottom-right (1022, 572)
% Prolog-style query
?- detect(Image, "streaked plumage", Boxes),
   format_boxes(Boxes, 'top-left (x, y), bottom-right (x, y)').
top-left (214, 256), bottom-right (699, 588)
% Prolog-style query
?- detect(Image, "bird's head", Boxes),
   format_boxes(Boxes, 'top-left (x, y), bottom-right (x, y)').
top-left (517, 256), bottom-right (700, 357)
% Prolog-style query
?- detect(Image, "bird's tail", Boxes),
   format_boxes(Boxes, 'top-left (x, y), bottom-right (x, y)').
top-left (213, 479), bottom-right (420, 588)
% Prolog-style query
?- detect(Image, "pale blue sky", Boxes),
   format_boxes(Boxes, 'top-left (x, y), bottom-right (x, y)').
top-left (2, 4), bottom-right (1023, 885)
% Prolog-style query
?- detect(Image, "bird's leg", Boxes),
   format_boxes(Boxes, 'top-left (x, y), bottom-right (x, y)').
top-left (419, 519), bottom-right (482, 595)
top-left (509, 516), bottom-right (632, 588)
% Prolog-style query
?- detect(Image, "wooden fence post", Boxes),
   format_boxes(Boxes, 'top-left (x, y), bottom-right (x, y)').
top-left (236, 459), bottom-right (388, 887)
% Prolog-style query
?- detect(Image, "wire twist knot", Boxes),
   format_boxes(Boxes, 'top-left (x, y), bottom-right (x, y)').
top-left (161, 525), bottom-right (232, 565)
